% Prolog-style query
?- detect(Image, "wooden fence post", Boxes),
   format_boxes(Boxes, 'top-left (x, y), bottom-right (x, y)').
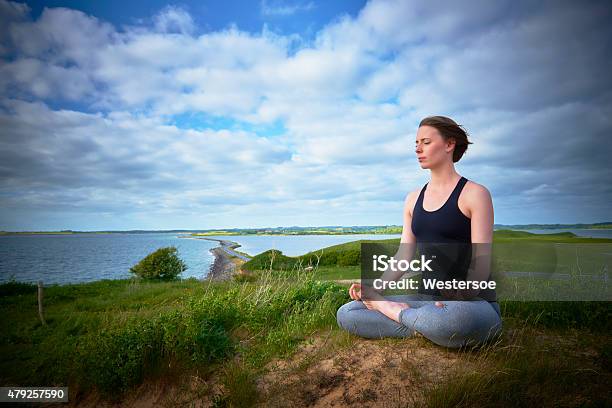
top-left (37, 280), bottom-right (46, 326)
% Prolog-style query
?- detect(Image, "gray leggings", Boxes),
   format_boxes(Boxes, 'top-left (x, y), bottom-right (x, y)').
top-left (336, 293), bottom-right (503, 348)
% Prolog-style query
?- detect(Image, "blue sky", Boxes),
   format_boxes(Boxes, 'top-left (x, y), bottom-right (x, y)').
top-left (20, 0), bottom-right (367, 40)
top-left (0, 0), bottom-right (611, 231)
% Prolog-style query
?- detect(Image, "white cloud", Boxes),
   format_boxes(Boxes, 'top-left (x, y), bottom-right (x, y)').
top-left (1, 0), bottom-right (611, 229)
top-left (8, 5), bottom-right (114, 65)
top-left (0, 57), bottom-right (95, 100)
top-left (153, 5), bottom-right (195, 35)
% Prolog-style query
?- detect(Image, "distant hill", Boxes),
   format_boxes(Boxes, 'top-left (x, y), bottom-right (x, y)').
top-left (493, 222), bottom-right (612, 230)
top-left (2, 222), bottom-right (611, 235)
top-left (240, 229), bottom-right (612, 270)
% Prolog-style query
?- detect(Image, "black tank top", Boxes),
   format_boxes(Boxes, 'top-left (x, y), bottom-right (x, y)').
top-left (411, 176), bottom-right (471, 243)
top-left (411, 176), bottom-right (497, 302)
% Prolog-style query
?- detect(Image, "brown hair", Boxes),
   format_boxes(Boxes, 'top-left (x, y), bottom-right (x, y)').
top-left (419, 116), bottom-right (473, 162)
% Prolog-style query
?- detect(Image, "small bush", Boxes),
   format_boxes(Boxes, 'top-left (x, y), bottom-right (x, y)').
top-left (129, 247), bottom-right (187, 281)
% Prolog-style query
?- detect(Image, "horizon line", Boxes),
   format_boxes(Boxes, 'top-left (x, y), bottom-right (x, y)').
top-left (2, 222), bottom-right (611, 234)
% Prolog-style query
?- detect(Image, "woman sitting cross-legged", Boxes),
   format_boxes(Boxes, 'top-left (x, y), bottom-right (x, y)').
top-left (336, 116), bottom-right (502, 349)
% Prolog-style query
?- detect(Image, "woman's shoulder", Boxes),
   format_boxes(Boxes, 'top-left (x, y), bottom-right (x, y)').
top-left (405, 185), bottom-right (425, 202)
top-left (462, 179), bottom-right (493, 206)
top-left (403, 187), bottom-right (424, 216)
top-left (463, 179), bottom-right (491, 195)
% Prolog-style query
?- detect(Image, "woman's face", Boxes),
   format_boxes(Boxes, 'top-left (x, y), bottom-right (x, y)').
top-left (415, 125), bottom-right (454, 169)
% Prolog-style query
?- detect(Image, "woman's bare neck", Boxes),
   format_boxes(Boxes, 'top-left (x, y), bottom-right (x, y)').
top-left (428, 166), bottom-right (461, 190)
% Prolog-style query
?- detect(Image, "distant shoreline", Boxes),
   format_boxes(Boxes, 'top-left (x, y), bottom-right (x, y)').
top-left (2, 222), bottom-right (611, 235)
top-left (2, 229), bottom-right (611, 286)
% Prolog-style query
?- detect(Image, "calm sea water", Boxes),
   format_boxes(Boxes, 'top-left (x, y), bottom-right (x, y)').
top-left (0, 233), bottom-right (400, 285)
top-left (0, 233), bottom-right (217, 285)
top-left (2, 230), bottom-right (610, 285)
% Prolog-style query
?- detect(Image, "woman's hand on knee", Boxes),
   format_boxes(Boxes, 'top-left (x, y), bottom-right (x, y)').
top-left (349, 282), bottom-right (362, 300)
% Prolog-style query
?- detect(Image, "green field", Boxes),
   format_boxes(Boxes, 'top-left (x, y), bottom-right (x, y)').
top-left (0, 229), bottom-right (610, 406)
top-left (242, 230), bottom-right (611, 301)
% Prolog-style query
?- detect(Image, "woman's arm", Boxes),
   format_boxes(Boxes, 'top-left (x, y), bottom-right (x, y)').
top-left (452, 183), bottom-right (494, 300)
top-left (469, 184), bottom-right (494, 244)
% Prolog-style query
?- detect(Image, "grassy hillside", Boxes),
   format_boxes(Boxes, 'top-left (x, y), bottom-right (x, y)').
top-left (1, 230), bottom-right (610, 406)
top-left (1, 271), bottom-right (609, 406)
top-left (492, 229), bottom-right (612, 242)
top-left (241, 230), bottom-right (611, 303)
top-left (242, 229), bottom-right (612, 273)
top-left (241, 238), bottom-right (399, 271)
top-left (0, 273), bottom-right (347, 404)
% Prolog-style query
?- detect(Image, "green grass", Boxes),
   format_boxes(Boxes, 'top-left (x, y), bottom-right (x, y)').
top-left (492, 229), bottom-right (612, 243)
top-left (241, 238), bottom-right (399, 271)
top-left (242, 230), bottom-right (611, 304)
top-left (1, 230), bottom-right (610, 406)
top-left (1, 270), bottom-right (609, 406)
top-left (0, 273), bottom-right (349, 402)
top-left (242, 230), bottom-right (612, 273)
top-left (314, 265), bottom-right (361, 280)
top-left (423, 320), bottom-right (610, 408)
